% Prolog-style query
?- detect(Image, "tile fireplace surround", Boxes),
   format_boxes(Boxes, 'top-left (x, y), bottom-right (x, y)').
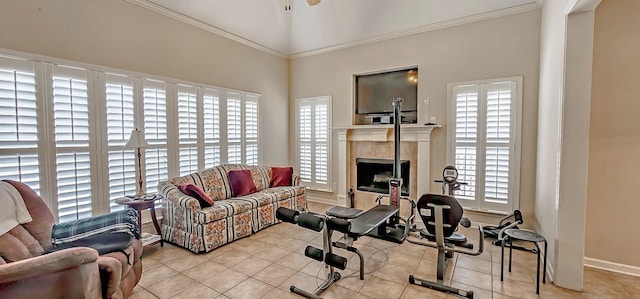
top-left (334, 124), bottom-right (440, 210)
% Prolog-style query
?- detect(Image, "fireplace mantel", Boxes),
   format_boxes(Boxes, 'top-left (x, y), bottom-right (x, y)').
top-left (333, 124), bottom-right (440, 207)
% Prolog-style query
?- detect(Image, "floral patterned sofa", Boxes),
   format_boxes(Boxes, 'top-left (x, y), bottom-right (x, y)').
top-left (158, 164), bottom-right (307, 253)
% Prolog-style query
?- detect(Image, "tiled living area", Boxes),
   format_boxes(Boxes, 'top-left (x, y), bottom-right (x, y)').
top-left (132, 202), bottom-right (640, 299)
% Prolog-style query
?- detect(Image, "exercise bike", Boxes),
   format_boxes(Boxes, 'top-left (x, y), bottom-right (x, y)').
top-left (407, 166), bottom-right (484, 299)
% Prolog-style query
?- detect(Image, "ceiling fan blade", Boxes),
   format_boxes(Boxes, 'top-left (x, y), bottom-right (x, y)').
top-left (306, 0), bottom-right (320, 6)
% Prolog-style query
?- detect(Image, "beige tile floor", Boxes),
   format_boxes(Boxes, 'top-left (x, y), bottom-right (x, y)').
top-left (132, 202), bottom-right (640, 298)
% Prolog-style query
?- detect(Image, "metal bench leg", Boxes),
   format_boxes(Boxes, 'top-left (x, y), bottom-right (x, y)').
top-left (501, 236), bottom-right (505, 281)
top-left (543, 240), bottom-right (547, 283)
top-left (535, 242), bottom-right (541, 294)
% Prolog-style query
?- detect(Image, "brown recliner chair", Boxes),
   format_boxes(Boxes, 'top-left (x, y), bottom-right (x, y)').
top-left (0, 180), bottom-right (143, 298)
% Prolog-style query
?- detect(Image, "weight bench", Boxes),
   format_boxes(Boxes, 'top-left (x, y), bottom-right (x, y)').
top-left (326, 205), bottom-right (399, 280)
top-left (276, 205), bottom-right (399, 298)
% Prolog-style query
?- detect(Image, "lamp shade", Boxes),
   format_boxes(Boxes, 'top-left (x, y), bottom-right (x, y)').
top-left (125, 129), bottom-right (149, 149)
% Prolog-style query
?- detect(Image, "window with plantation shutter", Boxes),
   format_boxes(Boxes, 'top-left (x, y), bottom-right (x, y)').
top-left (52, 65), bottom-right (94, 222)
top-left (245, 96), bottom-right (259, 165)
top-left (105, 74), bottom-right (136, 211)
top-left (227, 93), bottom-right (242, 164)
top-left (203, 88), bottom-right (220, 168)
top-left (296, 96), bottom-right (331, 191)
top-left (143, 79), bottom-right (168, 194)
top-left (0, 57), bottom-right (40, 193)
top-left (177, 85), bottom-right (198, 175)
top-left (448, 77), bottom-right (522, 213)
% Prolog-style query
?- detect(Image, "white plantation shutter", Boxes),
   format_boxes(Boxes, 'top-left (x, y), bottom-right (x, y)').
top-left (299, 105), bottom-right (312, 182)
top-left (203, 89), bottom-right (220, 168)
top-left (485, 83), bottom-right (512, 203)
top-left (52, 65), bottom-right (94, 222)
top-left (245, 96), bottom-right (259, 165)
top-left (0, 57), bottom-right (40, 192)
top-left (296, 96), bottom-right (331, 190)
top-left (177, 85), bottom-right (198, 175)
top-left (314, 104), bottom-right (328, 185)
top-left (227, 93), bottom-right (242, 164)
top-left (453, 85), bottom-right (478, 199)
top-left (448, 78), bottom-right (521, 213)
top-left (105, 74), bottom-right (136, 211)
top-left (143, 80), bottom-right (168, 194)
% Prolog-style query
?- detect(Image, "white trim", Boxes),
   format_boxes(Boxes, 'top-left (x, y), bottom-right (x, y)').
top-left (126, 0), bottom-right (287, 58)
top-left (290, 3), bottom-right (542, 59)
top-left (584, 257), bottom-right (640, 278)
top-left (307, 196), bottom-right (338, 206)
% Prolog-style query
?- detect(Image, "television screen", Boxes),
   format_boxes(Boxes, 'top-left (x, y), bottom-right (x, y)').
top-left (355, 68), bottom-right (418, 114)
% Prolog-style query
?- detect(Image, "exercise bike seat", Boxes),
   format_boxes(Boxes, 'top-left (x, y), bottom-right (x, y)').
top-left (417, 193), bottom-right (468, 246)
top-left (419, 230), bottom-right (468, 246)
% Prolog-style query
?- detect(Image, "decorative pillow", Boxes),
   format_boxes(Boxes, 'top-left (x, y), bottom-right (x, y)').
top-left (178, 184), bottom-right (215, 207)
top-left (270, 167), bottom-right (293, 187)
top-left (228, 170), bottom-right (257, 197)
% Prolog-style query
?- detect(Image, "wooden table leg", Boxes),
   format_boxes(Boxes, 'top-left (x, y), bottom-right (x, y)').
top-left (150, 207), bottom-right (163, 246)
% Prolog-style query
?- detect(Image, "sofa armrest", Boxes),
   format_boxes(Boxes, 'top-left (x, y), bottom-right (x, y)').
top-left (98, 256), bottom-right (123, 299)
top-left (292, 174), bottom-right (302, 186)
top-left (0, 247), bottom-right (99, 284)
top-left (158, 182), bottom-right (202, 211)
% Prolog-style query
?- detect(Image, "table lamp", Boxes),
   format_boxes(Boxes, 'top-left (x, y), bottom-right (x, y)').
top-left (125, 128), bottom-right (149, 197)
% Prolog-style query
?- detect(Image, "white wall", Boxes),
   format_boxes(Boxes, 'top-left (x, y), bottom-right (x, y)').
top-left (290, 10), bottom-right (541, 225)
top-left (536, 0), bottom-right (599, 290)
top-left (0, 0), bottom-right (289, 166)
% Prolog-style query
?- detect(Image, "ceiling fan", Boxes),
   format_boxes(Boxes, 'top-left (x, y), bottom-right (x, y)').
top-left (285, 0), bottom-right (320, 11)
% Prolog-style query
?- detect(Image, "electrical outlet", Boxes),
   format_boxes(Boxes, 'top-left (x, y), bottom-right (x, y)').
top-left (332, 182), bottom-right (337, 190)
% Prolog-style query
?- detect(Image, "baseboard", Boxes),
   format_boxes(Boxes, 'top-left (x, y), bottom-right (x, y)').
top-left (584, 257), bottom-right (640, 277)
top-left (307, 196), bottom-right (337, 206)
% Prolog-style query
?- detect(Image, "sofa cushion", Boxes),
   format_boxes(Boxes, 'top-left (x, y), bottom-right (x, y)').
top-left (261, 186), bottom-right (307, 201)
top-left (179, 183), bottom-right (215, 207)
top-left (228, 170), bottom-right (257, 197)
top-left (270, 167), bottom-right (293, 187)
top-left (235, 191), bottom-right (279, 208)
top-left (195, 200), bottom-right (254, 224)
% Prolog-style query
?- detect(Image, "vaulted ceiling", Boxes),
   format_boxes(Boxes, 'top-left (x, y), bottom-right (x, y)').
top-left (135, 0), bottom-right (541, 57)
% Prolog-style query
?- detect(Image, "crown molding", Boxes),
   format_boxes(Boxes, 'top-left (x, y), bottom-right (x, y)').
top-left (126, 0), bottom-right (288, 58)
top-left (290, 2), bottom-right (542, 59)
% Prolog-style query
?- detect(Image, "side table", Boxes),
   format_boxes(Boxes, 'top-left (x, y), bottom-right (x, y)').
top-left (116, 195), bottom-right (163, 247)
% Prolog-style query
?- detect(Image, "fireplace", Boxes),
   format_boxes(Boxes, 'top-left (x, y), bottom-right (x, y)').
top-left (356, 158), bottom-right (410, 196)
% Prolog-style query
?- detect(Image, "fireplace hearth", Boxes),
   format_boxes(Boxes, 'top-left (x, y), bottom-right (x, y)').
top-left (356, 158), bottom-right (409, 196)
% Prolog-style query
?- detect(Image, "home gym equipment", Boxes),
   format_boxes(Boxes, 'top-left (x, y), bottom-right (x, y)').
top-left (276, 205), bottom-right (399, 298)
top-left (278, 98), bottom-right (484, 298)
top-left (406, 166), bottom-right (484, 299)
top-left (275, 207), bottom-right (342, 299)
top-left (368, 98), bottom-right (416, 244)
top-left (483, 209), bottom-right (537, 253)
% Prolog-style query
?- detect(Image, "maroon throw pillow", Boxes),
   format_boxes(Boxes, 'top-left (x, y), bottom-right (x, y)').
top-left (178, 183), bottom-right (215, 207)
top-left (227, 170), bottom-right (257, 197)
top-left (270, 167), bottom-right (293, 187)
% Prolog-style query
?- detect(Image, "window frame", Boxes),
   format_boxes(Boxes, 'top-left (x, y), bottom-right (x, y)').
top-left (295, 95), bottom-right (332, 192)
top-left (446, 76), bottom-right (523, 213)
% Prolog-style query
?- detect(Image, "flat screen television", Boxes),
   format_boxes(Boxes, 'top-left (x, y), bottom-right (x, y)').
top-left (355, 68), bottom-right (418, 114)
